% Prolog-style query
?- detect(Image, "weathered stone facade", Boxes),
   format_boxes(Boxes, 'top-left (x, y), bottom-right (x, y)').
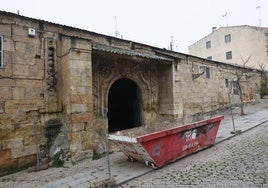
top-left (0, 11), bottom-right (261, 175)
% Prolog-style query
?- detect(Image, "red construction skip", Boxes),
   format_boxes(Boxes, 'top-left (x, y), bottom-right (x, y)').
top-left (108, 115), bottom-right (224, 168)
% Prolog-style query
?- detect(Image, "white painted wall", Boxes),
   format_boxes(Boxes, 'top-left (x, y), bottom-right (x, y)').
top-left (189, 26), bottom-right (268, 70)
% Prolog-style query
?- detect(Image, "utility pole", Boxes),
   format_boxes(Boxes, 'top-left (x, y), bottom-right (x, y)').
top-left (228, 87), bottom-right (241, 134)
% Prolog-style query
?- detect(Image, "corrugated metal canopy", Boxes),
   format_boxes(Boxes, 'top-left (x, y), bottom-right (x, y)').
top-left (92, 43), bottom-right (173, 63)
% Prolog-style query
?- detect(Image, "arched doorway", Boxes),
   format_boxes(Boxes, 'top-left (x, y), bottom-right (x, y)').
top-left (108, 78), bottom-right (143, 133)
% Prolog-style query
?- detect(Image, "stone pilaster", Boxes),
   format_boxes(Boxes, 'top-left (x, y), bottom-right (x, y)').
top-left (61, 36), bottom-right (93, 162)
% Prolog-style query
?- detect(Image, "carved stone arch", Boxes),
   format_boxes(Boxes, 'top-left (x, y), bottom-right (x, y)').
top-left (105, 76), bottom-right (144, 132)
top-left (104, 75), bottom-right (146, 109)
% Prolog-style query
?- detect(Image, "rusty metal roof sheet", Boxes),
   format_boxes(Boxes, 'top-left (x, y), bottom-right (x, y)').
top-left (92, 43), bottom-right (173, 63)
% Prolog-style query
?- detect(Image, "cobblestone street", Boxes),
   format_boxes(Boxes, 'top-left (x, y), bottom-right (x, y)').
top-left (119, 122), bottom-right (268, 188)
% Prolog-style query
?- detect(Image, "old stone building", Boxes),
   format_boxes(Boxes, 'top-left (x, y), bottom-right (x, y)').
top-left (0, 11), bottom-right (261, 175)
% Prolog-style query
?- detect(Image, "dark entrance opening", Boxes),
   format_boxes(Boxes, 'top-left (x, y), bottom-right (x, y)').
top-left (108, 78), bottom-right (142, 133)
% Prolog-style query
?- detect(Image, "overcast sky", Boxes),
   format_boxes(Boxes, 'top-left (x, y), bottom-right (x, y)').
top-left (2, 0), bottom-right (268, 53)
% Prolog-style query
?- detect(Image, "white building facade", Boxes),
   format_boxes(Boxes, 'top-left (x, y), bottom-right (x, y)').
top-left (188, 26), bottom-right (268, 70)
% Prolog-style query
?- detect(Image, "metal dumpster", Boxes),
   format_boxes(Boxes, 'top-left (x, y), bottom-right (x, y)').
top-left (108, 115), bottom-right (224, 168)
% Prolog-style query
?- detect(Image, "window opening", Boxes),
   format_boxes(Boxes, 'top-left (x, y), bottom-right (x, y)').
top-left (206, 41), bottom-right (211, 49)
top-left (233, 81), bottom-right (239, 95)
top-left (225, 34), bottom-right (231, 43)
top-left (205, 67), bottom-right (210, 78)
top-left (226, 51), bottom-right (232, 60)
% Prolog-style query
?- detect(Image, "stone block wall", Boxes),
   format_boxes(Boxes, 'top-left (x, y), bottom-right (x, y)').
top-left (0, 14), bottom-right (97, 175)
top-left (173, 55), bottom-right (261, 119)
top-left (158, 63), bottom-right (176, 116)
top-left (0, 22), bottom-right (46, 175)
top-left (0, 22), bottom-right (95, 176)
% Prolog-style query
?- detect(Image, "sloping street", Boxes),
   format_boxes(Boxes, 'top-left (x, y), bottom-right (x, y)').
top-left (119, 122), bottom-right (268, 187)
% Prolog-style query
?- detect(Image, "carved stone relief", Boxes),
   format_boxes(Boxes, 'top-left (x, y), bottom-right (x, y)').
top-left (92, 57), bottom-right (159, 118)
top-left (47, 46), bottom-right (57, 96)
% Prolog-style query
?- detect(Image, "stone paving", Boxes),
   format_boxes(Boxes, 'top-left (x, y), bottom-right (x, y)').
top-left (119, 121), bottom-right (268, 188)
top-left (0, 101), bottom-right (267, 188)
